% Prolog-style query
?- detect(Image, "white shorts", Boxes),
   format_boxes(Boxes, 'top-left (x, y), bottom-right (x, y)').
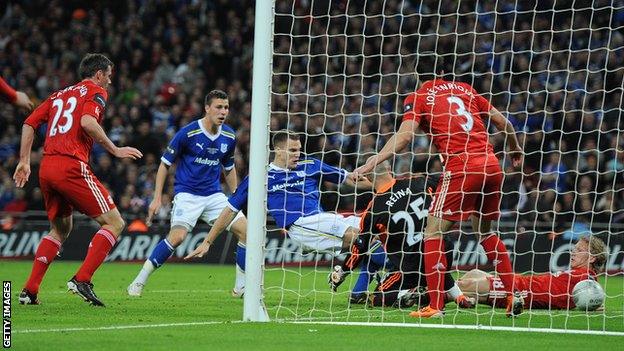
top-left (287, 212), bottom-right (360, 253)
top-left (171, 192), bottom-right (244, 231)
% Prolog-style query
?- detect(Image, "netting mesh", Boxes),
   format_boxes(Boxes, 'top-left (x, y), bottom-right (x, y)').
top-left (262, 0), bottom-right (624, 333)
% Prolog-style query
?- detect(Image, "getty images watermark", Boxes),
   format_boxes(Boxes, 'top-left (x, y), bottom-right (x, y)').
top-left (3, 281), bottom-right (10, 348)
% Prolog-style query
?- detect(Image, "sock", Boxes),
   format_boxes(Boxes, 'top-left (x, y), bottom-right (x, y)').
top-left (24, 236), bottom-right (61, 294)
top-left (148, 239), bottom-right (176, 268)
top-left (75, 228), bottom-right (117, 282)
top-left (480, 234), bottom-right (514, 293)
top-left (423, 238), bottom-right (448, 310)
top-left (235, 242), bottom-right (246, 291)
top-left (447, 283), bottom-right (462, 300)
top-left (133, 260), bottom-right (156, 286)
top-left (369, 243), bottom-right (387, 267)
top-left (352, 257), bottom-right (380, 295)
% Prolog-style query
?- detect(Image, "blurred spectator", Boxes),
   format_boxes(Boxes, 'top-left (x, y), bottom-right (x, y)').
top-left (0, 0), bottom-right (622, 231)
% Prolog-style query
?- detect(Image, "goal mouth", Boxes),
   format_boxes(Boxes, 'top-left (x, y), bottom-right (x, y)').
top-left (244, 0), bottom-right (624, 336)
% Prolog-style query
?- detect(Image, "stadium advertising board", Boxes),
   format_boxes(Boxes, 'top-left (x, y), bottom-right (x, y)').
top-left (1, 223), bottom-right (622, 273)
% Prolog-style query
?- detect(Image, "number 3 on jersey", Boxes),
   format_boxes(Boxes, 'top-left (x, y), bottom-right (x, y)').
top-left (447, 96), bottom-right (474, 132)
top-left (49, 96), bottom-right (77, 136)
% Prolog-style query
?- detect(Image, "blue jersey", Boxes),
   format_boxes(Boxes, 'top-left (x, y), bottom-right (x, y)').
top-left (227, 158), bottom-right (347, 228)
top-left (161, 121), bottom-right (236, 197)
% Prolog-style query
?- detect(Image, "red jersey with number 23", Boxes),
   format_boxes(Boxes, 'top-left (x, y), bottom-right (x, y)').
top-left (24, 79), bottom-right (107, 163)
top-left (402, 79), bottom-right (495, 170)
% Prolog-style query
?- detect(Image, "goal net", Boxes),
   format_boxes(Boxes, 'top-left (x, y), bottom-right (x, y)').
top-left (250, 0), bottom-right (624, 334)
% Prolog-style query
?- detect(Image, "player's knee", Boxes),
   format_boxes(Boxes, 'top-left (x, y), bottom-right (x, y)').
top-left (342, 227), bottom-right (358, 248)
top-left (106, 215), bottom-right (125, 236)
top-left (167, 228), bottom-right (188, 246)
top-left (49, 229), bottom-right (69, 243)
top-left (231, 219), bottom-right (247, 243)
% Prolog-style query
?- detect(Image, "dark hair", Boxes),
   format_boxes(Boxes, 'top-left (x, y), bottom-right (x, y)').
top-left (272, 130), bottom-right (300, 147)
top-left (414, 53), bottom-right (454, 82)
top-left (79, 53), bottom-right (114, 79)
top-left (204, 90), bottom-right (228, 106)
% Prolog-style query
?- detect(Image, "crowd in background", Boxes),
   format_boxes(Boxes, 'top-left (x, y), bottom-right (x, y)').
top-left (1, 0), bottom-right (623, 235)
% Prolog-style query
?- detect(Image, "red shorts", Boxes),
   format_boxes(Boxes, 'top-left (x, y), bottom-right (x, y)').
top-left (487, 276), bottom-right (529, 308)
top-left (429, 156), bottom-right (503, 221)
top-left (39, 155), bottom-right (116, 220)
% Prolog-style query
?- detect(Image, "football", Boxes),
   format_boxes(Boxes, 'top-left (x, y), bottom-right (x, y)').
top-left (572, 279), bottom-right (605, 311)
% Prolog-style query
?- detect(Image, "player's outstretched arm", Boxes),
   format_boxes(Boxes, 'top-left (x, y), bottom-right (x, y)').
top-left (13, 124), bottom-right (35, 188)
top-left (488, 107), bottom-right (523, 167)
top-left (0, 77), bottom-right (34, 111)
top-left (81, 114), bottom-right (143, 160)
top-left (13, 91), bottom-right (34, 112)
top-left (184, 207), bottom-right (239, 259)
top-left (355, 119), bottom-right (418, 174)
top-left (146, 162), bottom-right (170, 226)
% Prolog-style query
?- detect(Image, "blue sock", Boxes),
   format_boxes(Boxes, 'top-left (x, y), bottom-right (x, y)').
top-left (149, 239), bottom-right (175, 268)
top-left (236, 243), bottom-right (246, 272)
top-left (369, 244), bottom-right (387, 267)
top-left (352, 258), bottom-right (381, 295)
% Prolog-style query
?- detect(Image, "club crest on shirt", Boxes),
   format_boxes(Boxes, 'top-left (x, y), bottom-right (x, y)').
top-left (221, 143), bottom-right (228, 153)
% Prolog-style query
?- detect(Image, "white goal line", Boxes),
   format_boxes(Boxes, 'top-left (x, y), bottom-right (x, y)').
top-left (14, 319), bottom-right (623, 336)
top-left (289, 320), bottom-right (624, 337)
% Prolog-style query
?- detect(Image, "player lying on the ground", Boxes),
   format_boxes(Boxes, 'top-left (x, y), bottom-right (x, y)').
top-left (456, 236), bottom-right (607, 310)
top-left (184, 130), bottom-right (371, 263)
top-left (332, 161), bottom-right (474, 309)
top-left (127, 90), bottom-right (248, 297)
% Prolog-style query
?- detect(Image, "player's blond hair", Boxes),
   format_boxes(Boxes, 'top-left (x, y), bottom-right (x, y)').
top-left (580, 236), bottom-right (608, 273)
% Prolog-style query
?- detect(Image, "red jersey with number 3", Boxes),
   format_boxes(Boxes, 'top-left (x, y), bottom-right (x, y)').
top-left (24, 80), bottom-right (107, 163)
top-left (402, 79), bottom-right (495, 168)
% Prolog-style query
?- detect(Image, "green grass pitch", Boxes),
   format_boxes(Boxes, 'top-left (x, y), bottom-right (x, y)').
top-left (2, 260), bottom-right (623, 350)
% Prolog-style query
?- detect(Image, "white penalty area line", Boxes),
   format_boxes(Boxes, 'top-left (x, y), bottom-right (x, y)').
top-left (14, 320), bottom-right (242, 334)
top-left (289, 321), bottom-right (624, 337)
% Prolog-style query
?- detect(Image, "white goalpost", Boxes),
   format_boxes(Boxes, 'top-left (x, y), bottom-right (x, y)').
top-left (245, 0), bottom-right (624, 335)
top-left (243, 0), bottom-right (274, 322)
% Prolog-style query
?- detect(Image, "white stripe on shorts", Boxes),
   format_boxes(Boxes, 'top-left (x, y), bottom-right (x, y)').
top-left (434, 171), bottom-right (451, 217)
top-left (80, 161), bottom-right (109, 213)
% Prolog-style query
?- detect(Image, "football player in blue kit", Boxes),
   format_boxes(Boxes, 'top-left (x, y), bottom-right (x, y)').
top-left (128, 90), bottom-right (248, 297)
top-left (184, 131), bottom-right (371, 267)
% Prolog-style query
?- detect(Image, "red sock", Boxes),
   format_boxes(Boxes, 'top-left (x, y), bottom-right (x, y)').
top-left (480, 234), bottom-right (514, 293)
top-left (423, 238), bottom-right (447, 310)
top-left (24, 236), bottom-right (61, 294)
top-left (75, 229), bottom-right (117, 282)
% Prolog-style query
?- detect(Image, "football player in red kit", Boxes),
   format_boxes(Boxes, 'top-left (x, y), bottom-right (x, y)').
top-left (14, 53), bottom-right (143, 306)
top-left (356, 53), bottom-right (523, 318)
top-left (457, 236), bottom-right (607, 310)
